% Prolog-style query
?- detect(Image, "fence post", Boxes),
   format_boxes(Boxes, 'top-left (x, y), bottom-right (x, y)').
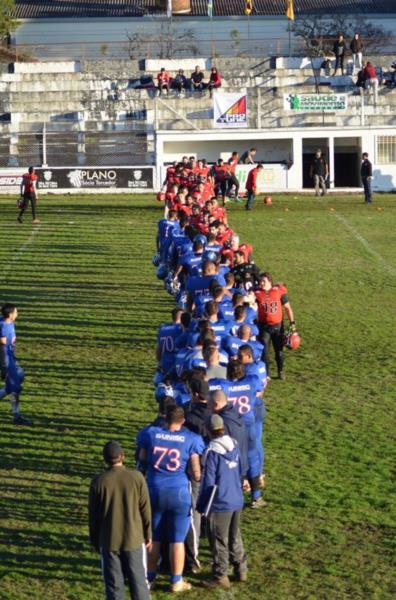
top-left (257, 87), bottom-right (261, 130)
top-left (42, 122), bottom-right (47, 166)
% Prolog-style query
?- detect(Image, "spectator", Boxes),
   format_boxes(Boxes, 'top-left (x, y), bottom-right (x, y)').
top-left (239, 148), bottom-right (257, 164)
top-left (157, 67), bottom-right (170, 95)
top-left (333, 33), bottom-right (346, 75)
top-left (355, 69), bottom-right (366, 91)
top-left (309, 149), bottom-right (328, 197)
top-left (196, 414), bottom-right (247, 589)
top-left (88, 441), bottom-right (151, 600)
top-left (350, 33), bottom-right (363, 74)
top-left (207, 67), bottom-right (222, 97)
top-left (172, 69), bottom-right (188, 96)
top-left (363, 61), bottom-right (378, 103)
top-left (361, 152), bottom-right (373, 204)
top-left (190, 65), bottom-right (205, 92)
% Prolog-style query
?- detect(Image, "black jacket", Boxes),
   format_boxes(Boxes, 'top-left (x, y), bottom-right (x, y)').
top-left (218, 404), bottom-right (248, 477)
top-left (361, 159), bottom-right (372, 178)
top-left (185, 402), bottom-right (211, 443)
top-left (350, 38), bottom-right (363, 53)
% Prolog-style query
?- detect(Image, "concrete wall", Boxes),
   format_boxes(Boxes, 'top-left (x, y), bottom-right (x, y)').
top-left (14, 16), bottom-right (396, 60)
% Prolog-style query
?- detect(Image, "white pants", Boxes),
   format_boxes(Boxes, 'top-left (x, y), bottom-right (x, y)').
top-left (365, 78), bottom-right (378, 102)
top-left (352, 52), bottom-right (363, 72)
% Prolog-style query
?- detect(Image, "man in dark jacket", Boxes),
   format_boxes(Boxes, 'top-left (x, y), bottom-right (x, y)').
top-left (333, 33), bottom-right (346, 75)
top-left (197, 414), bottom-right (247, 589)
top-left (89, 441), bottom-right (152, 600)
top-left (361, 152), bottom-right (373, 204)
top-left (183, 378), bottom-right (211, 572)
top-left (309, 149), bottom-right (328, 197)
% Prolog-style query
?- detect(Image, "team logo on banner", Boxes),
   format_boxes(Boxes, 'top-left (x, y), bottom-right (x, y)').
top-left (213, 92), bottom-right (248, 128)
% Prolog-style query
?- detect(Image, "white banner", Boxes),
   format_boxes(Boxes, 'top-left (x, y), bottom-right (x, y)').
top-left (213, 91), bottom-right (248, 128)
top-left (235, 164), bottom-right (287, 192)
top-left (283, 93), bottom-right (348, 112)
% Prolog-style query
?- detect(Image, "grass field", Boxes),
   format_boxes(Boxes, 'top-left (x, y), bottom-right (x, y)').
top-left (0, 193), bottom-right (395, 600)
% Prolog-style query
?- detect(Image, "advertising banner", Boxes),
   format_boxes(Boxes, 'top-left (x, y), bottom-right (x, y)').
top-left (283, 93), bottom-right (348, 111)
top-left (213, 91), bottom-right (248, 128)
top-left (235, 164), bottom-right (287, 192)
top-left (36, 167), bottom-right (154, 190)
top-left (0, 167), bottom-right (155, 192)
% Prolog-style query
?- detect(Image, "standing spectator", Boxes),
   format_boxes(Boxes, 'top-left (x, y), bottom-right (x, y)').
top-left (333, 33), bottom-right (346, 75)
top-left (309, 149), bottom-right (328, 197)
top-left (0, 303), bottom-right (31, 425)
top-left (245, 163), bottom-right (263, 211)
top-left (172, 69), bottom-right (188, 97)
top-left (157, 67), bottom-right (170, 95)
top-left (350, 33), bottom-right (363, 74)
top-left (207, 67), bottom-right (222, 97)
top-left (88, 441), bottom-right (151, 600)
top-left (361, 152), bottom-right (373, 204)
top-left (239, 147), bottom-right (257, 164)
top-left (18, 166), bottom-right (40, 224)
top-left (196, 414), bottom-right (247, 589)
top-left (363, 61), bottom-right (378, 103)
top-left (190, 65), bottom-right (205, 92)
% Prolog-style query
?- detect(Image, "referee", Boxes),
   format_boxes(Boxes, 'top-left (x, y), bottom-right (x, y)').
top-left (18, 166), bottom-right (40, 224)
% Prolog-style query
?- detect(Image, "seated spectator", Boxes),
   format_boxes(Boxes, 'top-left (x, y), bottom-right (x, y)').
top-left (190, 65), bottom-right (205, 92)
top-left (207, 67), bottom-right (222, 97)
top-left (363, 61), bottom-right (378, 103)
top-left (157, 67), bottom-right (170, 95)
top-left (172, 69), bottom-right (188, 96)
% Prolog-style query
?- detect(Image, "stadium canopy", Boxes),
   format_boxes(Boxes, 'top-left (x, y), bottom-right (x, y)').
top-left (12, 0), bottom-right (396, 19)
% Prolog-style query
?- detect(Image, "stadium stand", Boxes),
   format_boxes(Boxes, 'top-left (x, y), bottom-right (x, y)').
top-left (0, 53), bottom-right (395, 168)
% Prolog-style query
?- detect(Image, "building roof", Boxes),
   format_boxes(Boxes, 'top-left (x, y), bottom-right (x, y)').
top-left (12, 0), bottom-right (396, 19)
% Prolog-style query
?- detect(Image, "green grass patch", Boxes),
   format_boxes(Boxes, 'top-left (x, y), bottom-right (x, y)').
top-left (0, 194), bottom-right (395, 599)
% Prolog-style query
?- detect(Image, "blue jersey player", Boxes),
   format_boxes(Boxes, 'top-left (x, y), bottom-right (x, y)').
top-left (156, 308), bottom-right (184, 378)
top-left (226, 361), bottom-right (265, 508)
top-left (0, 304), bottom-right (31, 425)
top-left (139, 405), bottom-right (204, 592)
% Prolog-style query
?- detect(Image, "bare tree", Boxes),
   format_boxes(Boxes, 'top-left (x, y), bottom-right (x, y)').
top-left (126, 20), bottom-right (198, 60)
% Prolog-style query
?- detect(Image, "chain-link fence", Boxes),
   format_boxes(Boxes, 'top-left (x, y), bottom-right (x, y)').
top-left (0, 128), bottom-right (150, 168)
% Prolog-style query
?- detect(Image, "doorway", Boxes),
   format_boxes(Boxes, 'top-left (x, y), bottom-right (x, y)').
top-left (302, 138), bottom-right (329, 188)
top-left (334, 137), bottom-right (361, 187)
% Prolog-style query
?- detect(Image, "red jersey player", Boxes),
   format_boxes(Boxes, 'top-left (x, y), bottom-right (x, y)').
top-left (18, 166), bottom-right (40, 224)
top-left (254, 272), bottom-right (296, 380)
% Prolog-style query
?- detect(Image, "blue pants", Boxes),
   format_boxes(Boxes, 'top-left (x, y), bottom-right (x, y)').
top-left (150, 485), bottom-right (192, 543)
top-left (101, 546), bottom-right (149, 600)
top-left (245, 420), bottom-right (261, 479)
top-left (362, 177), bottom-right (372, 203)
top-left (246, 190), bottom-right (256, 210)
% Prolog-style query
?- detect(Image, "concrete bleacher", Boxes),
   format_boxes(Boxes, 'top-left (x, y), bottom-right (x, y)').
top-left (0, 55), bottom-right (395, 165)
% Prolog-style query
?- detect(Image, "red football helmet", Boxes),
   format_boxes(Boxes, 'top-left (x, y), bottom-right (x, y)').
top-left (284, 330), bottom-right (301, 350)
top-left (156, 191), bottom-right (166, 202)
top-left (264, 196), bottom-right (273, 205)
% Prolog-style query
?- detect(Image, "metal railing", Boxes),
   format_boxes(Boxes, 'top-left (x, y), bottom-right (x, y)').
top-left (9, 35), bottom-right (396, 62)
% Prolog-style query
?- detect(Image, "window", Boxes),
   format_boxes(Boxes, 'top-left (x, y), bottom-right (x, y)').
top-left (377, 136), bottom-right (396, 164)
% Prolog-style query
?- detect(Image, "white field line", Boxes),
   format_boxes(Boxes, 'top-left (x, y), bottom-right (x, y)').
top-left (333, 212), bottom-right (396, 277)
top-left (1, 225), bottom-right (42, 283)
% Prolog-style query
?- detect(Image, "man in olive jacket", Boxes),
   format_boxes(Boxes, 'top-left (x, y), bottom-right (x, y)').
top-left (89, 441), bottom-right (152, 600)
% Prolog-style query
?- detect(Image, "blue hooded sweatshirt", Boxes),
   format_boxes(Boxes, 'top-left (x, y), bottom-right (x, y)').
top-left (197, 435), bottom-right (244, 514)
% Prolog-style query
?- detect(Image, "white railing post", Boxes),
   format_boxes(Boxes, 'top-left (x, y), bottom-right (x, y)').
top-left (42, 122), bottom-right (47, 166)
